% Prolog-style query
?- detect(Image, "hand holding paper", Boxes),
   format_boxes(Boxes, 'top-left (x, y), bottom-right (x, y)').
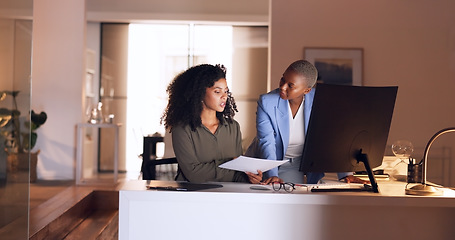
top-left (219, 156), bottom-right (288, 174)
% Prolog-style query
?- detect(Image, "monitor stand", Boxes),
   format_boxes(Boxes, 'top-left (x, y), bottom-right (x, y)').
top-left (310, 150), bottom-right (380, 193)
top-left (356, 149), bottom-right (379, 193)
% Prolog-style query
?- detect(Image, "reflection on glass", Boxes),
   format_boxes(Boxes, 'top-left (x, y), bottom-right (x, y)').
top-left (0, 18), bottom-right (32, 239)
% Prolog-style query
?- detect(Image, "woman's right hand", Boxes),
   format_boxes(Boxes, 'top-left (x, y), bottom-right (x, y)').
top-left (246, 171), bottom-right (283, 185)
top-left (262, 176), bottom-right (283, 185)
top-left (246, 170), bottom-right (263, 184)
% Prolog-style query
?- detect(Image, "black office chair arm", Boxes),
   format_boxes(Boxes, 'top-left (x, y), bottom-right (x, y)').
top-left (151, 157), bottom-right (177, 166)
top-left (142, 157), bottom-right (178, 180)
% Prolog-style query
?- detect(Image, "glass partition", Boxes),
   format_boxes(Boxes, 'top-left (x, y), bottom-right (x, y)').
top-left (0, 17), bottom-right (33, 239)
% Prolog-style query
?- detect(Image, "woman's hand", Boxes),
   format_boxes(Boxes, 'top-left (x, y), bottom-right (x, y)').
top-left (342, 175), bottom-right (370, 184)
top-left (246, 170), bottom-right (263, 184)
top-left (246, 171), bottom-right (283, 185)
top-left (262, 176), bottom-right (283, 185)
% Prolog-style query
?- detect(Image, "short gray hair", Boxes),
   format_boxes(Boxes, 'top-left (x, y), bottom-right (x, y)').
top-left (286, 60), bottom-right (318, 88)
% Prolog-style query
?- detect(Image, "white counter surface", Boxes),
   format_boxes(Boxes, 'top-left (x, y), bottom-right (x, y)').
top-left (119, 180), bottom-right (455, 240)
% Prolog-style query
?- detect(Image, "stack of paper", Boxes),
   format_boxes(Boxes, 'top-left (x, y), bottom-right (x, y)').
top-left (219, 156), bottom-right (288, 174)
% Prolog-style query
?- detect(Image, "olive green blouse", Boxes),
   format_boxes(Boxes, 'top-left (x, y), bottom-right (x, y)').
top-left (172, 119), bottom-right (248, 183)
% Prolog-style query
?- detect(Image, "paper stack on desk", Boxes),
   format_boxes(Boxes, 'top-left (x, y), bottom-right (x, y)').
top-left (219, 156), bottom-right (288, 174)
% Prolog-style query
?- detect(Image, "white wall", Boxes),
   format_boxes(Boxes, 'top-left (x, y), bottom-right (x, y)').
top-left (270, 0), bottom-right (455, 146)
top-left (86, 0), bottom-right (268, 24)
top-left (32, 0), bottom-right (86, 179)
top-left (270, 0), bottom-right (455, 185)
top-left (0, 0), bottom-right (33, 19)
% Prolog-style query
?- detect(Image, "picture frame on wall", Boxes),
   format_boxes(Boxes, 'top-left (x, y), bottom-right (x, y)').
top-left (304, 47), bottom-right (363, 86)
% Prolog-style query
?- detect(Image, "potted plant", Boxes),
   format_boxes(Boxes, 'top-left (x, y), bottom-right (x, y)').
top-left (0, 90), bottom-right (47, 182)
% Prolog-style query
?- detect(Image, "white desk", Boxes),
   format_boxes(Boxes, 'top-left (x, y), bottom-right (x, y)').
top-left (75, 123), bottom-right (121, 185)
top-left (119, 180), bottom-right (455, 240)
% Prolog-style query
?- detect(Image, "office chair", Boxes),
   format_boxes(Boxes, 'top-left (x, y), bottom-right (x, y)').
top-left (141, 135), bottom-right (178, 180)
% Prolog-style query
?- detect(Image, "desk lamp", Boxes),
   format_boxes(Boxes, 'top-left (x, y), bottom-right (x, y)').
top-left (405, 127), bottom-right (455, 196)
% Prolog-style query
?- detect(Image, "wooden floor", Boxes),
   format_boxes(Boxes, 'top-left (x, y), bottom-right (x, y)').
top-left (0, 172), bottom-right (135, 239)
top-left (0, 173), bottom-right (74, 230)
top-left (29, 171), bottom-right (133, 208)
top-left (30, 180), bottom-right (75, 209)
top-left (30, 171), bottom-right (137, 206)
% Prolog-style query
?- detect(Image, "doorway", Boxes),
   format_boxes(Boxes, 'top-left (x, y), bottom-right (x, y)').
top-left (98, 23), bottom-right (268, 178)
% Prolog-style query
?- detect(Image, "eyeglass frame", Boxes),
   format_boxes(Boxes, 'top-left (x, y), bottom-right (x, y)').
top-left (272, 182), bottom-right (297, 193)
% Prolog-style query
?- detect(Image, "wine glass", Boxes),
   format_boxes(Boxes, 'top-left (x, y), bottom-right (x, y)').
top-left (391, 140), bottom-right (414, 181)
top-left (392, 140), bottom-right (414, 161)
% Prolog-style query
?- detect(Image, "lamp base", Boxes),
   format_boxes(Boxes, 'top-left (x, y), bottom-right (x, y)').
top-left (405, 184), bottom-right (443, 196)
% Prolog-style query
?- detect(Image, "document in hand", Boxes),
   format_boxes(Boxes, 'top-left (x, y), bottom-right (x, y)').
top-left (219, 156), bottom-right (288, 174)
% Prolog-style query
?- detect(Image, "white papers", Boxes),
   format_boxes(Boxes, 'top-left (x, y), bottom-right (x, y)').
top-left (219, 156), bottom-right (288, 174)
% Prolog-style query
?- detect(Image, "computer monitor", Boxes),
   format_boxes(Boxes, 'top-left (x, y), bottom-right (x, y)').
top-left (300, 83), bottom-right (398, 193)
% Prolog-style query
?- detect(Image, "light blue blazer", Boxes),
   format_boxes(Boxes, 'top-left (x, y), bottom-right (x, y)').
top-left (245, 88), bottom-right (349, 183)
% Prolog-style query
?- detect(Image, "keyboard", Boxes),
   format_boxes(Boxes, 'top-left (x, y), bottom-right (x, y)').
top-left (295, 181), bottom-right (371, 192)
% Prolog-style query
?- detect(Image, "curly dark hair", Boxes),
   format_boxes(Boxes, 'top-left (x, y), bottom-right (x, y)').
top-left (161, 64), bottom-right (238, 132)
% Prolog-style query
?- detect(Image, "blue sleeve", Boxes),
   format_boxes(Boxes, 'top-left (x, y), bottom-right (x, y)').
top-left (337, 172), bottom-right (354, 180)
top-left (265, 167), bottom-right (279, 178)
top-left (256, 96), bottom-right (277, 160)
top-left (256, 96), bottom-right (280, 177)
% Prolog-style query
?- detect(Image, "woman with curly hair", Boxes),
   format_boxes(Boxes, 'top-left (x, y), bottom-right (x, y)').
top-left (161, 64), bottom-right (252, 183)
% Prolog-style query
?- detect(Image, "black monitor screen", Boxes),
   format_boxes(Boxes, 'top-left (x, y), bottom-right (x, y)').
top-left (300, 83), bottom-right (398, 173)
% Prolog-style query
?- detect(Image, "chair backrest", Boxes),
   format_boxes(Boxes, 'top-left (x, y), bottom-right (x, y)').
top-left (141, 135), bottom-right (178, 180)
top-left (142, 157), bottom-right (178, 180)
